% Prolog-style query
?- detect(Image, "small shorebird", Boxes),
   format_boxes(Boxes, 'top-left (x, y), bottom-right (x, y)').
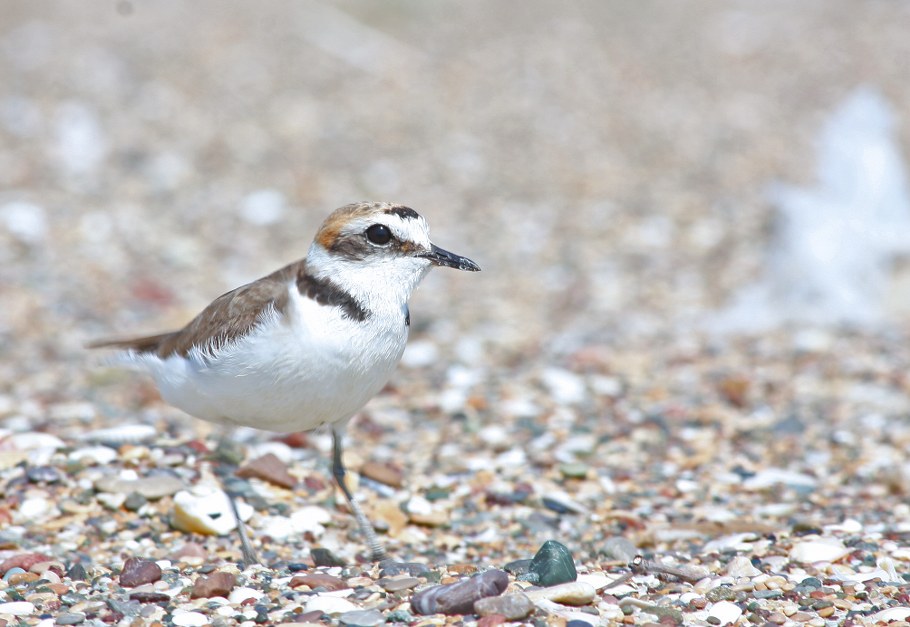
top-left (90, 201), bottom-right (480, 562)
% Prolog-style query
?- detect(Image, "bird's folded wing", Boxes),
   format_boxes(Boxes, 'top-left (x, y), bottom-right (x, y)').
top-left (88, 261), bottom-right (303, 358)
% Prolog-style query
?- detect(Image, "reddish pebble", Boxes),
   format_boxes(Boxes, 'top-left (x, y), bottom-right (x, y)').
top-left (477, 615), bottom-right (507, 627)
top-left (304, 475), bottom-right (326, 491)
top-left (279, 432), bottom-right (309, 448)
top-left (290, 573), bottom-right (348, 591)
top-left (236, 453), bottom-right (296, 489)
top-left (0, 553), bottom-right (54, 576)
top-left (172, 542), bottom-right (208, 562)
top-left (119, 557), bottom-right (163, 587)
top-left (190, 571), bottom-right (236, 599)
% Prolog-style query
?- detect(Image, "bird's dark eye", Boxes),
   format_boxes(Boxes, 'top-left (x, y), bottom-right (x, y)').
top-left (365, 224), bottom-right (393, 245)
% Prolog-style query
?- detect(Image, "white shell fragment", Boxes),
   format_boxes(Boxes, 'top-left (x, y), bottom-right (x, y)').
top-left (172, 486), bottom-right (253, 536)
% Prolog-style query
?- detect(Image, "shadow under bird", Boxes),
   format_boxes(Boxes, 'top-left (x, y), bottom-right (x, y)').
top-left (89, 201), bottom-right (480, 563)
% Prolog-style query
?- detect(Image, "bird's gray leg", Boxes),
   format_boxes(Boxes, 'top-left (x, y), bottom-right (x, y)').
top-left (225, 489), bottom-right (260, 568)
top-left (214, 433), bottom-right (260, 567)
top-left (332, 426), bottom-right (387, 561)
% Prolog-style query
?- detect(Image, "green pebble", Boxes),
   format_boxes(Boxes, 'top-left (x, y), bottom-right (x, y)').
top-left (528, 540), bottom-right (577, 587)
top-left (559, 463), bottom-right (588, 479)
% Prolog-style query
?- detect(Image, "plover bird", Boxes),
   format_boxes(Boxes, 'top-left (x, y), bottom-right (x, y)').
top-left (90, 202), bottom-right (480, 562)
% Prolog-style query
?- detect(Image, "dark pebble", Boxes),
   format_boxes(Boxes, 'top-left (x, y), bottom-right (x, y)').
top-left (753, 589), bottom-right (783, 599)
top-left (379, 560), bottom-right (431, 578)
top-left (411, 569), bottom-right (509, 615)
top-left (541, 497), bottom-right (572, 514)
top-left (526, 540), bottom-right (577, 586)
top-left (311, 548), bottom-right (346, 567)
top-left (385, 609), bottom-right (414, 623)
top-left (566, 621), bottom-right (595, 627)
top-left (799, 577), bottom-right (822, 589)
top-left (119, 557), bottom-right (163, 588)
top-left (66, 563), bottom-right (88, 582)
top-left (129, 591), bottom-right (171, 604)
top-left (108, 599), bottom-right (141, 617)
top-left (288, 562), bottom-right (309, 572)
top-left (27, 466), bottom-right (63, 483)
top-left (503, 559), bottom-right (532, 576)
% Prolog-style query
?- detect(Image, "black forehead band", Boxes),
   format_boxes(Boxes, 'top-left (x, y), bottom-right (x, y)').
top-left (384, 205), bottom-right (420, 220)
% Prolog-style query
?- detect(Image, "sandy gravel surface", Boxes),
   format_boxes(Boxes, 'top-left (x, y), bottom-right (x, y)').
top-left (3, 2), bottom-right (910, 625)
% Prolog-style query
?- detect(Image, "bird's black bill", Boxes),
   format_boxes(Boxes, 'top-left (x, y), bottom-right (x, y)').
top-left (420, 244), bottom-right (481, 271)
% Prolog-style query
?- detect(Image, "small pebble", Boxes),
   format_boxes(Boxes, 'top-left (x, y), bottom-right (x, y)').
top-left (378, 576), bottom-right (421, 592)
top-left (602, 537), bottom-right (638, 563)
top-left (123, 492), bottom-right (147, 512)
top-left (474, 592), bottom-right (534, 619)
top-left (339, 608), bottom-right (386, 626)
top-left (2, 566), bottom-right (26, 581)
top-left (360, 460), bottom-right (404, 488)
top-left (379, 560), bottom-right (431, 577)
top-left (236, 453), bottom-right (297, 489)
top-left (190, 571), bottom-right (236, 598)
top-left (708, 600), bottom-right (743, 626)
top-left (311, 547), bottom-right (346, 567)
top-left (171, 609), bottom-right (209, 627)
top-left (54, 612), bottom-right (86, 625)
top-left (304, 594), bottom-right (360, 615)
top-left (290, 572), bottom-right (348, 591)
top-left (129, 591), bottom-right (171, 603)
top-left (0, 602), bottom-right (36, 616)
top-left (95, 475), bottom-right (184, 500)
top-left (119, 557), bottom-right (162, 587)
top-left (411, 569), bottom-right (509, 615)
top-left (524, 581), bottom-right (595, 606)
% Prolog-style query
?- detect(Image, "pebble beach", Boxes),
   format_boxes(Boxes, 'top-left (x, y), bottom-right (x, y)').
top-left (3, 2), bottom-right (910, 625)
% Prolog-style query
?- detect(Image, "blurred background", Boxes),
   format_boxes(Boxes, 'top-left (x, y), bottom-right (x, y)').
top-left (2, 0), bottom-right (910, 385)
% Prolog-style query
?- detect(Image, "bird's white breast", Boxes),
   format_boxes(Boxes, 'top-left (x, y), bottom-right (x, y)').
top-left (133, 282), bottom-right (409, 433)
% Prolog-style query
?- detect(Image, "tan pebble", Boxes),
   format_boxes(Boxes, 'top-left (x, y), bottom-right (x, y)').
top-left (791, 612), bottom-right (813, 622)
top-left (524, 581), bottom-right (596, 606)
top-left (782, 605), bottom-right (798, 616)
top-left (372, 500), bottom-right (408, 537)
top-left (7, 572), bottom-right (39, 585)
top-left (754, 581), bottom-right (767, 590)
top-left (408, 511), bottom-right (449, 527)
top-left (360, 461), bottom-right (403, 488)
top-left (808, 618), bottom-right (826, 627)
top-left (817, 606), bottom-right (835, 618)
top-left (768, 612), bottom-right (787, 624)
top-left (448, 563), bottom-right (477, 575)
top-left (832, 599), bottom-right (852, 610)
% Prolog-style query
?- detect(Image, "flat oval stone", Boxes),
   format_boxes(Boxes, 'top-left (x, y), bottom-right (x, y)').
top-left (339, 608), bottom-right (385, 626)
top-left (411, 569), bottom-right (509, 615)
top-left (474, 592), bottom-right (534, 619)
top-left (95, 475), bottom-right (184, 500)
top-left (524, 581), bottom-right (595, 606)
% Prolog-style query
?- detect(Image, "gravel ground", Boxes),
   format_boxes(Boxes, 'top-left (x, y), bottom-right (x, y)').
top-left (3, 2), bottom-right (910, 625)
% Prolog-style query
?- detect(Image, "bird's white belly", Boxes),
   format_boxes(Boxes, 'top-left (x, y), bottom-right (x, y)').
top-left (137, 291), bottom-right (408, 433)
